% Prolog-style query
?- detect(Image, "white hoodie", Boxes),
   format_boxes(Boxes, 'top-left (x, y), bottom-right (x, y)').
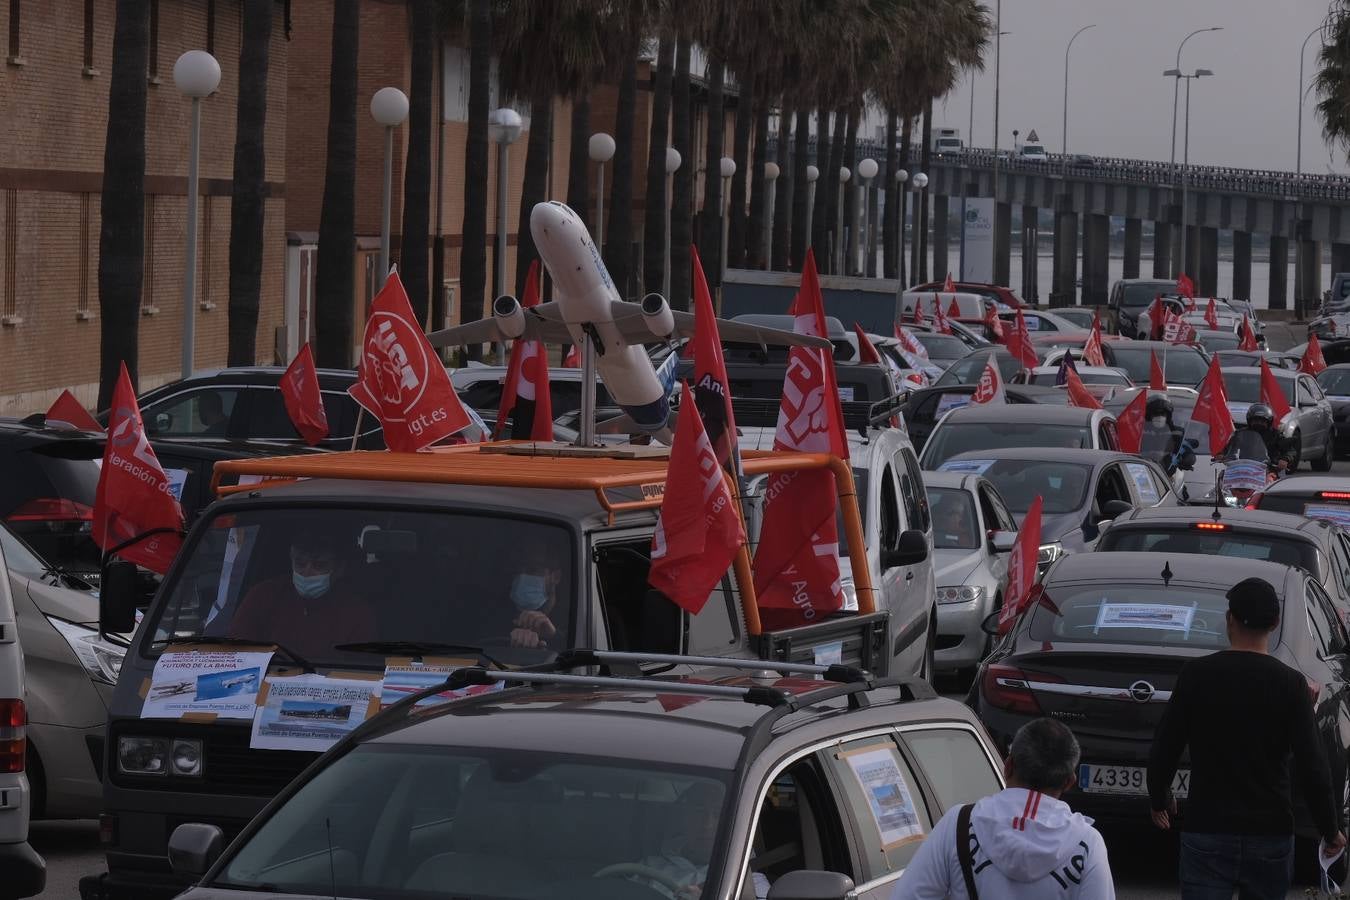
top-left (892, 788), bottom-right (1114, 899)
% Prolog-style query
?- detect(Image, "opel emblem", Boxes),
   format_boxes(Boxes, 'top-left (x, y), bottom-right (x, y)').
top-left (1129, 680), bottom-right (1156, 703)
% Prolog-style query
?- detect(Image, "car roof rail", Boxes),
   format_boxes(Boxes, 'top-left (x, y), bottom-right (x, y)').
top-left (443, 666), bottom-right (797, 708)
top-left (554, 648), bottom-right (871, 685)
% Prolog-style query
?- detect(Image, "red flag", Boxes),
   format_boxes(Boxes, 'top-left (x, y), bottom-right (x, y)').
top-left (1161, 307), bottom-right (1196, 344)
top-left (1301, 333), bottom-right (1328, 375)
top-left (947, 297), bottom-right (962, 319)
top-left (943, 272), bottom-right (956, 293)
top-left (280, 343), bottom-right (329, 446)
top-left (93, 364), bottom-right (183, 574)
top-left (45, 390), bottom-right (103, 432)
top-left (1065, 366), bottom-right (1103, 410)
top-left (1239, 315), bottom-right (1259, 352)
top-left (649, 382), bottom-right (746, 613)
top-left (1191, 355), bottom-right (1234, 455)
top-left (350, 271), bottom-right (473, 452)
top-left (1007, 308), bottom-right (1039, 369)
top-left (494, 261), bottom-right (554, 441)
top-left (910, 299), bottom-right (927, 326)
top-left (983, 303), bottom-right (1006, 344)
top-left (1116, 389), bottom-right (1148, 454)
top-left (1149, 351), bottom-right (1166, 391)
top-left (999, 495), bottom-right (1043, 635)
top-left (563, 344), bottom-right (581, 368)
top-left (1082, 311), bottom-right (1105, 367)
top-left (972, 355), bottom-right (1006, 404)
top-left (1204, 297), bottom-right (1219, 331)
top-left (853, 322), bottom-right (883, 365)
top-left (1177, 273), bottom-right (1195, 301)
top-left (754, 250), bottom-right (848, 628)
top-left (691, 246), bottom-right (740, 468)
top-left (1259, 358), bottom-right (1292, 425)
top-left (933, 294), bottom-right (953, 334)
top-left (1147, 296), bottom-right (1165, 340)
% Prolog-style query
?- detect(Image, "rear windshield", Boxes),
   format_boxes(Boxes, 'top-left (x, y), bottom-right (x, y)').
top-left (1030, 371), bottom-right (1128, 387)
top-left (938, 459), bottom-right (1093, 515)
top-left (1105, 346), bottom-right (1208, 386)
top-left (1098, 527), bottom-right (1319, 575)
top-left (913, 333), bottom-right (969, 359)
top-left (144, 507), bottom-right (576, 669)
top-left (1319, 369), bottom-right (1350, 396)
top-left (1256, 493), bottom-right (1349, 518)
top-left (0, 445), bottom-right (102, 579)
top-left (923, 423), bottom-right (1090, 469)
top-left (1121, 283), bottom-right (1176, 308)
top-left (1027, 583), bottom-right (1279, 648)
top-left (1221, 372), bottom-right (1293, 405)
top-left (935, 353), bottom-right (1021, 387)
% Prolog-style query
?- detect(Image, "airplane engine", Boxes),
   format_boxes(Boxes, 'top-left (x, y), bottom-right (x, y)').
top-left (640, 293), bottom-right (675, 339)
top-left (492, 295), bottom-right (526, 339)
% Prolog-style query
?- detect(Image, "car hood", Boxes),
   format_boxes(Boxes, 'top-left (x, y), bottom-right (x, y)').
top-left (932, 548), bottom-right (985, 585)
top-left (18, 573), bottom-right (98, 624)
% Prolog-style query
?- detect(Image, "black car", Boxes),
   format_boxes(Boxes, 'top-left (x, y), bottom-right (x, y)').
top-left (972, 551), bottom-right (1350, 829)
top-left (899, 384), bottom-right (1064, 451)
top-left (1101, 341), bottom-right (1210, 389)
top-left (933, 349), bottom-right (1022, 387)
top-left (1249, 475), bottom-right (1350, 523)
top-left (1318, 365), bottom-right (1350, 454)
top-left (1214, 350), bottom-right (1299, 371)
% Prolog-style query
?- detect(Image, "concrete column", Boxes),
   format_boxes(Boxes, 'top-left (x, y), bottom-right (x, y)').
top-left (1198, 227), bottom-right (1219, 297)
top-left (1268, 235), bottom-right (1289, 311)
top-left (1232, 231), bottom-right (1252, 301)
top-left (1080, 212), bottom-right (1093, 305)
top-left (1170, 203), bottom-right (1184, 279)
top-left (1332, 241), bottom-right (1350, 276)
top-left (1022, 204), bottom-right (1040, 303)
top-left (1123, 218), bottom-right (1142, 280)
top-left (1053, 196), bottom-right (1078, 306)
top-left (1153, 216), bottom-right (1173, 279)
top-left (932, 194), bottom-right (949, 283)
top-left (1184, 225), bottom-right (1201, 283)
top-left (866, 188), bottom-right (880, 277)
top-left (994, 202), bottom-right (1012, 287)
top-left (1296, 239), bottom-right (1322, 316)
top-left (1088, 214), bottom-right (1110, 305)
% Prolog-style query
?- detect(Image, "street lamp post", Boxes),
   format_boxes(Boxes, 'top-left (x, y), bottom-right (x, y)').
top-left (1061, 24), bottom-right (1096, 179)
top-left (804, 165), bottom-right (820, 256)
top-left (490, 108), bottom-right (523, 363)
top-left (836, 166), bottom-right (851, 274)
top-left (371, 86), bottom-right (410, 292)
top-left (858, 158), bottom-right (878, 277)
top-left (1168, 28), bottom-right (1222, 178)
top-left (719, 156), bottom-right (736, 286)
top-left (588, 132), bottom-right (616, 255)
top-left (992, 0), bottom-right (1002, 197)
top-left (895, 168), bottom-right (909, 290)
top-left (911, 172), bottom-right (929, 283)
top-left (763, 162), bottom-right (780, 271)
top-left (1164, 68), bottom-right (1213, 282)
top-left (663, 147), bottom-right (681, 301)
top-left (1297, 24), bottom-right (1327, 316)
top-left (173, 49), bottom-right (221, 379)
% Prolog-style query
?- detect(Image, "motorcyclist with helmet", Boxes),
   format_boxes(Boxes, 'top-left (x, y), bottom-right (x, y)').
top-left (1140, 394), bottom-right (1196, 474)
top-left (1220, 403), bottom-right (1296, 473)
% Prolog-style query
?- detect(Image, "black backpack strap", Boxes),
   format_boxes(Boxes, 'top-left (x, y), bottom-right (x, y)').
top-left (956, 803), bottom-right (980, 900)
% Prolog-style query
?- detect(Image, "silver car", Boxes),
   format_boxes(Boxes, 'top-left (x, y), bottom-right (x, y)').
top-left (923, 471), bottom-right (1015, 676)
top-left (1218, 366), bottom-right (1335, 471)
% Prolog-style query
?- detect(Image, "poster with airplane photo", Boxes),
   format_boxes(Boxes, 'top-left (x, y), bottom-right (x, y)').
top-left (141, 649), bottom-right (274, 720)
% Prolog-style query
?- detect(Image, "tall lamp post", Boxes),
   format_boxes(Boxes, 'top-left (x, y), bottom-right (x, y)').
top-left (911, 172), bottom-right (929, 284)
top-left (1061, 24), bottom-right (1096, 179)
top-left (894, 168), bottom-right (909, 290)
top-left (663, 147), bottom-right (681, 301)
top-left (719, 156), bottom-right (736, 286)
top-left (1168, 27), bottom-right (1222, 178)
top-left (490, 108), bottom-right (523, 363)
top-left (371, 86), bottom-right (409, 291)
top-left (173, 49), bottom-right (221, 379)
top-left (1297, 24), bottom-right (1328, 315)
top-left (763, 162), bottom-right (780, 271)
top-left (588, 133), bottom-right (616, 255)
top-left (836, 166), bottom-right (852, 274)
top-left (1163, 67), bottom-right (1213, 282)
top-left (803, 165), bottom-right (820, 255)
top-left (857, 158), bottom-right (879, 277)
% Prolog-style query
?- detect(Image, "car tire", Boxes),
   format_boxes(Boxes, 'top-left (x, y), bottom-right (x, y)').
top-left (1313, 434), bottom-right (1335, 472)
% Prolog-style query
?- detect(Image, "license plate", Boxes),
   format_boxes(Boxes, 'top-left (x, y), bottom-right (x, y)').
top-left (1078, 764), bottom-right (1189, 798)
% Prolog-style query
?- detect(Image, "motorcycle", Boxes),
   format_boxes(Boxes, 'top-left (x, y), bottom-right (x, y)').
top-left (1217, 428), bottom-right (1280, 507)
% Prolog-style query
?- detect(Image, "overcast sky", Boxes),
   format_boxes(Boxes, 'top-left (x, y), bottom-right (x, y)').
top-left (930, 0), bottom-right (1344, 173)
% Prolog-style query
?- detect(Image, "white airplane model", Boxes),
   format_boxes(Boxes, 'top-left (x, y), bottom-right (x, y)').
top-left (427, 201), bottom-right (828, 434)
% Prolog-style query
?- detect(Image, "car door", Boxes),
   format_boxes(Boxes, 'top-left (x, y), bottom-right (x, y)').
top-left (1298, 375), bottom-right (1334, 454)
top-left (895, 447), bottom-right (935, 655)
top-left (141, 385), bottom-right (245, 439)
top-left (875, 463), bottom-right (924, 669)
top-left (1302, 581), bottom-right (1350, 785)
top-left (905, 392), bottom-right (951, 451)
top-left (975, 484), bottom-right (1011, 584)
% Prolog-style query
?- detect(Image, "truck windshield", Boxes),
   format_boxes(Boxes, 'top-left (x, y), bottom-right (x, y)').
top-left (143, 506), bottom-right (575, 668)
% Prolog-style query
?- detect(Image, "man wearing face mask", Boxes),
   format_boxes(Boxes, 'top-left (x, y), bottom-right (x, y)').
top-left (1139, 394), bottom-right (1195, 474)
top-left (500, 546), bottom-right (563, 649)
top-left (230, 531), bottom-right (376, 660)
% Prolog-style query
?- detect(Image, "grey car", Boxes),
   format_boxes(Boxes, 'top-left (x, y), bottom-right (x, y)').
top-left (919, 402), bottom-right (1119, 470)
top-left (1218, 366), bottom-right (1335, 471)
top-left (165, 652), bottom-right (1006, 900)
top-left (923, 472), bottom-right (1015, 676)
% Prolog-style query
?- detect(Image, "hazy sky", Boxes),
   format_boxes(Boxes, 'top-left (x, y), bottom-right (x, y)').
top-left (930, 0), bottom-right (1344, 173)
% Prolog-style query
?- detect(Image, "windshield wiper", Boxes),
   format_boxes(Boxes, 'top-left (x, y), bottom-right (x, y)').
top-left (334, 641), bottom-right (505, 669)
top-left (158, 635), bottom-right (316, 673)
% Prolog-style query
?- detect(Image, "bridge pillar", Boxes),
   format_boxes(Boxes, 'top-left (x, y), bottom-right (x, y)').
top-left (994, 202), bottom-right (1012, 287)
top-left (1268, 235), bottom-right (1289, 311)
top-left (1153, 214), bottom-right (1173, 279)
top-left (1198, 227), bottom-right (1219, 297)
top-left (1332, 242), bottom-right (1350, 277)
top-left (1184, 225), bottom-right (1201, 283)
top-left (932, 194), bottom-right (949, 283)
top-left (1087, 214), bottom-right (1110, 306)
top-left (1052, 196), bottom-right (1078, 306)
top-left (1296, 238), bottom-right (1322, 317)
top-left (1021, 204), bottom-right (1040, 303)
top-left (1123, 219), bottom-right (1142, 280)
top-left (1233, 231), bottom-right (1252, 301)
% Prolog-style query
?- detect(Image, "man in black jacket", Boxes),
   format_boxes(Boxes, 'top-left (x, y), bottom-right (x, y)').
top-left (1148, 577), bottom-right (1345, 899)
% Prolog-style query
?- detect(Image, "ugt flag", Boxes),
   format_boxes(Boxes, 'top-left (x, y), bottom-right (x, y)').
top-left (999, 495), bottom-right (1043, 635)
top-left (280, 343), bottom-right (329, 446)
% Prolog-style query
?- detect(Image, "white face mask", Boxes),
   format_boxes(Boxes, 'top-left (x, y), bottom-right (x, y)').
top-left (1151, 416), bottom-right (1167, 428)
top-left (292, 570), bottom-right (331, 600)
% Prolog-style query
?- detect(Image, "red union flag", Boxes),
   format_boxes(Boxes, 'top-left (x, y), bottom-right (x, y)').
top-left (280, 343), bottom-right (329, 446)
top-left (350, 271), bottom-right (472, 452)
top-left (933, 294), bottom-right (953, 334)
top-left (1008, 309), bottom-right (1039, 369)
top-left (1147, 296), bottom-right (1165, 340)
top-left (495, 260), bottom-right (554, 441)
top-left (754, 251), bottom-right (848, 629)
top-left (1116, 388), bottom-right (1148, 454)
top-left (691, 246), bottom-right (739, 468)
top-left (984, 303), bottom-right (1006, 344)
top-left (46, 390), bottom-right (103, 432)
top-left (563, 344), bottom-right (581, 368)
top-left (1065, 366), bottom-right (1102, 410)
top-left (1177, 273), bottom-right (1195, 300)
top-left (999, 495), bottom-right (1043, 635)
top-left (1301, 333), bottom-right (1328, 375)
top-left (1188, 355), bottom-right (1234, 455)
top-left (853, 322), bottom-right (883, 365)
top-left (1082, 311), bottom-right (1105, 367)
top-left (1259, 358), bottom-right (1293, 425)
top-left (93, 364), bottom-right (183, 574)
top-left (1150, 351), bottom-right (1166, 391)
top-left (1161, 308), bottom-right (1196, 344)
top-left (1204, 297), bottom-right (1219, 331)
top-left (943, 272), bottom-right (956, 293)
top-left (972, 355), bottom-right (1006, 404)
top-left (649, 382), bottom-right (746, 613)
top-left (1239, 315), bottom-right (1259, 352)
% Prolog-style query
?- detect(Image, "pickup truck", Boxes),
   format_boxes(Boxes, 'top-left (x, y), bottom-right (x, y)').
top-left (83, 442), bottom-right (925, 899)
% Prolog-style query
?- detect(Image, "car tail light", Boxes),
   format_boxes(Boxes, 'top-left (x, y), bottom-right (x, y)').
top-left (981, 664), bottom-right (1060, 715)
top-left (5, 497), bottom-right (94, 523)
top-left (0, 699), bottom-right (25, 774)
top-left (1193, 522), bottom-right (1228, 531)
top-left (1319, 491), bottom-right (1350, 501)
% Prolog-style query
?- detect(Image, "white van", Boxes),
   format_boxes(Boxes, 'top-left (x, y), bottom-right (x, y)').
top-left (901, 291), bottom-right (989, 321)
top-left (0, 536), bottom-right (46, 899)
top-left (932, 127), bottom-right (963, 155)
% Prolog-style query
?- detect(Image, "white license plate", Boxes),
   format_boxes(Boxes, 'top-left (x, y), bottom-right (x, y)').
top-left (1078, 764), bottom-right (1189, 798)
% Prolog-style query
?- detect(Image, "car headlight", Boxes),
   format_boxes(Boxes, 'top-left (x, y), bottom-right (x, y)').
top-left (936, 585), bottom-right (986, 605)
top-left (117, 736), bottom-right (169, 775)
top-left (1037, 543), bottom-right (1064, 566)
top-left (47, 617), bottom-right (125, 685)
top-left (171, 739), bottom-right (203, 776)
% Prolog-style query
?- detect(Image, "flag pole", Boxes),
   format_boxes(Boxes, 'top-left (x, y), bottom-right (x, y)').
top-left (578, 333), bottom-right (597, 447)
top-left (350, 408), bottom-right (364, 451)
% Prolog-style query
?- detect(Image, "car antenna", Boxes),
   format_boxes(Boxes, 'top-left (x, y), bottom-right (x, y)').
top-left (325, 817), bottom-right (338, 900)
top-left (1161, 561), bottom-right (1173, 587)
top-left (1212, 466), bottom-right (1224, 521)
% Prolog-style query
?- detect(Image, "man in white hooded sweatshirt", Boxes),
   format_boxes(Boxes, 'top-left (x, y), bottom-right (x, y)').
top-left (892, 718), bottom-right (1114, 899)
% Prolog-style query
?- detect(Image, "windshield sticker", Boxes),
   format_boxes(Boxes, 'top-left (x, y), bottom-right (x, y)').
top-left (1125, 464), bottom-right (1160, 504)
top-left (1305, 504), bottom-right (1350, 529)
top-left (813, 641), bottom-right (844, 667)
top-left (141, 649), bottom-right (274, 720)
top-left (939, 458), bottom-right (994, 475)
top-left (164, 468), bottom-right (189, 502)
top-left (1221, 459), bottom-right (1269, 493)
top-left (381, 660), bottom-right (505, 709)
top-left (1094, 603), bottom-right (1196, 634)
top-left (249, 674), bottom-right (380, 752)
top-left (841, 745), bottom-right (925, 848)
top-left (936, 393), bottom-right (971, 418)
top-left (838, 386), bottom-right (855, 403)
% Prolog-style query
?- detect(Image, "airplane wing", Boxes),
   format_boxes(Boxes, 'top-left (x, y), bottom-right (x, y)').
top-left (608, 302), bottom-right (831, 349)
top-left (426, 303), bottom-right (575, 349)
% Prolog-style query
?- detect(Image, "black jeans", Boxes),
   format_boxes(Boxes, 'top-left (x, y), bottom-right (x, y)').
top-left (1179, 832), bottom-right (1295, 900)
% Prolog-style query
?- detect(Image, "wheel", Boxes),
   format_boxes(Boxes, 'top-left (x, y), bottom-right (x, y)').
top-left (1313, 434), bottom-right (1335, 472)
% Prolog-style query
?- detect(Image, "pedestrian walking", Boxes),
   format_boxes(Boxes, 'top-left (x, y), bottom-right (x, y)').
top-left (1148, 576), bottom-right (1346, 899)
top-left (894, 717), bottom-right (1114, 898)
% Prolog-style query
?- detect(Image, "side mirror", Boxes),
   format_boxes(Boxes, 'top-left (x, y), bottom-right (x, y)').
top-left (988, 531), bottom-right (1017, 554)
top-left (0, 841), bottom-right (45, 899)
top-left (767, 871), bottom-right (856, 900)
top-left (882, 529), bottom-right (929, 570)
top-left (99, 560), bottom-right (141, 636)
top-left (167, 823), bottom-right (224, 878)
top-left (1101, 499), bottom-right (1134, 520)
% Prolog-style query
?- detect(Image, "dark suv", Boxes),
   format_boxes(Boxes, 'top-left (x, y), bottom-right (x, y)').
top-left (163, 653), bottom-right (1004, 900)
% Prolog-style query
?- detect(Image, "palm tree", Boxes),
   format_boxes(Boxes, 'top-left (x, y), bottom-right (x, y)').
top-left (458, 0), bottom-right (491, 360)
top-left (226, 0), bottom-right (272, 365)
top-left (399, 0), bottom-right (434, 328)
top-left (314, 0), bottom-right (359, 369)
top-left (566, 97), bottom-right (591, 229)
top-left (789, 107), bottom-right (811, 269)
top-left (771, 103), bottom-right (792, 270)
top-left (606, 50), bottom-right (640, 298)
top-left (745, 97), bottom-right (769, 268)
top-left (699, 57), bottom-right (726, 283)
top-left (823, 109), bottom-right (846, 273)
top-left (1316, 4), bottom-right (1350, 156)
top-left (643, 32), bottom-right (675, 294)
top-left (97, 0), bottom-right (150, 405)
top-left (881, 110), bottom-right (898, 278)
top-left (669, 37), bottom-right (693, 310)
top-left (727, 68), bottom-right (753, 269)
top-left (811, 109), bottom-right (833, 271)
top-left (842, 107), bottom-right (858, 274)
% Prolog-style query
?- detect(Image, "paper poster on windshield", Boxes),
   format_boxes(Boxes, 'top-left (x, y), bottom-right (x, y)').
top-left (935, 393), bottom-right (972, 418)
top-left (249, 675), bottom-right (379, 751)
top-left (1222, 459), bottom-right (1268, 492)
top-left (939, 458), bottom-right (994, 475)
top-left (1095, 603), bottom-right (1195, 633)
top-left (1305, 504), bottom-right (1350, 529)
top-left (141, 649), bottom-right (274, 720)
top-left (380, 660), bottom-right (505, 709)
top-left (164, 468), bottom-right (189, 502)
top-left (842, 745), bottom-right (924, 848)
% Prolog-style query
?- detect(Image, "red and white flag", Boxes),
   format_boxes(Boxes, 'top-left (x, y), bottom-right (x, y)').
top-left (93, 364), bottom-right (183, 574)
top-left (1204, 297), bottom-right (1219, 331)
top-left (46, 390), bottom-right (103, 432)
top-left (947, 297), bottom-right (962, 319)
top-left (494, 260), bottom-right (554, 441)
top-left (280, 343), bottom-right (329, 446)
top-left (1300, 333), bottom-right (1328, 375)
top-left (753, 250), bottom-right (849, 629)
top-left (1161, 307), bottom-right (1196, 344)
top-left (943, 272), bottom-right (956, 293)
top-left (1149, 351), bottom-right (1166, 391)
top-left (1082, 310), bottom-right (1106, 367)
top-left (562, 344), bottom-right (581, 368)
top-left (892, 323), bottom-right (932, 377)
top-left (999, 495), bottom-right (1043, 635)
top-left (1147, 296), bottom-right (1165, 340)
top-left (1116, 389), bottom-right (1148, 454)
top-left (691, 246), bottom-right (740, 469)
top-left (853, 322), bottom-right (883, 365)
top-left (1007, 308), bottom-right (1039, 370)
top-left (649, 381), bottom-right (746, 613)
top-left (910, 299), bottom-right (927, 326)
top-left (1177, 273), bottom-right (1195, 301)
top-left (984, 304), bottom-right (1006, 344)
top-left (350, 271), bottom-right (474, 452)
top-left (972, 355), bottom-right (1006, 405)
top-left (1188, 355), bottom-right (1234, 455)
top-left (1065, 365), bottom-right (1102, 410)
top-left (1259, 358), bottom-right (1292, 426)
top-left (1239, 315), bottom-right (1259, 352)
top-left (932, 294), bottom-right (953, 335)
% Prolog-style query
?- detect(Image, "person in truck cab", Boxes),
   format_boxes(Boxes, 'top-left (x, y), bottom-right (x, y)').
top-left (933, 493), bottom-right (976, 547)
top-left (229, 530), bottom-right (376, 659)
top-left (498, 543), bottom-right (564, 649)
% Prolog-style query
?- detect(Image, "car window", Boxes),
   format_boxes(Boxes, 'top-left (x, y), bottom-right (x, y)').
top-left (1094, 465), bottom-right (1131, 511)
top-left (878, 466), bottom-right (902, 552)
top-left (928, 488), bottom-right (979, 550)
top-left (1328, 536), bottom-right (1350, 602)
top-left (1311, 578), bottom-right (1350, 645)
top-left (1319, 369), bottom-right (1350, 396)
top-left (825, 736), bottom-right (933, 876)
top-left (1123, 463), bottom-right (1161, 505)
top-left (143, 388), bottom-right (241, 438)
top-left (901, 727), bottom-right (1003, 815)
top-left (1104, 347), bottom-right (1208, 386)
top-left (1027, 583), bottom-right (1279, 649)
top-left (1098, 419), bottom-right (1119, 451)
top-left (247, 389), bottom-right (358, 441)
top-left (1222, 372), bottom-right (1294, 405)
top-left (1301, 377), bottom-right (1326, 403)
top-left (922, 423), bottom-right (1091, 469)
top-left (980, 485), bottom-right (1018, 533)
top-left (1306, 581), bottom-right (1336, 657)
top-left (896, 448), bottom-right (930, 532)
top-left (745, 757), bottom-right (854, 897)
top-left (1099, 527), bottom-right (1319, 573)
top-left (939, 459), bottom-right (1093, 516)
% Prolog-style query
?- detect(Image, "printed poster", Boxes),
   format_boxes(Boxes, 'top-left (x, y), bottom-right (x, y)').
top-left (380, 660), bottom-right (505, 709)
top-left (1305, 504), bottom-right (1350, 530)
top-left (842, 745), bottom-right (925, 848)
top-left (141, 649), bottom-right (274, 719)
top-left (1221, 459), bottom-right (1268, 493)
top-left (250, 674), bottom-right (380, 752)
top-left (939, 458), bottom-right (994, 475)
top-left (812, 641), bottom-right (844, 667)
top-left (935, 393), bottom-right (972, 418)
top-left (1095, 603), bottom-right (1195, 633)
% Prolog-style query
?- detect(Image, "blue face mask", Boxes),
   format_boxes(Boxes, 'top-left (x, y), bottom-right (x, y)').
top-left (511, 573), bottom-right (549, 611)
top-left (293, 570), bottom-right (331, 600)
